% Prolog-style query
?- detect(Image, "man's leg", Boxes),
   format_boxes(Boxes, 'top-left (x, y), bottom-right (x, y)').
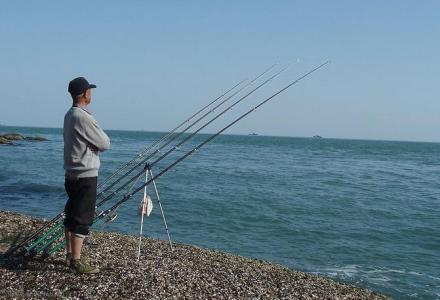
top-left (65, 177), bottom-right (90, 261)
top-left (64, 178), bottom-right (74, 260)
top-left (64, 228), bottom-right (73, 266)
top-left (71, 233), bottom-right (85, 260)
top-left (69, 232), bottom-right (98, 273)
top-left (67, 177), bottom-right (99, 273)
top-left (70, 177), bottom-right (96, 260)
top-left (65, 228), bottom-right (72, 254)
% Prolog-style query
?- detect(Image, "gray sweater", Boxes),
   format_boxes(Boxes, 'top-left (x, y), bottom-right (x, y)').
top-left (63, 106), bottom-right (110, 178)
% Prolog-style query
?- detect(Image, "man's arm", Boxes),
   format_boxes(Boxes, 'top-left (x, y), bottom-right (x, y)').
top-left (78, 115), bottom-right (110, 151)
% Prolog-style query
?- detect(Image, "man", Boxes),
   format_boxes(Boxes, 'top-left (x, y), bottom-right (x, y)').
top-left (63, 77), bottom-right (110, 274)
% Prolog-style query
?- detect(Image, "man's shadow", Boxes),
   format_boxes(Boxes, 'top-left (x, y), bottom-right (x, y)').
top-left (0, 232), bottom-right (66, 271)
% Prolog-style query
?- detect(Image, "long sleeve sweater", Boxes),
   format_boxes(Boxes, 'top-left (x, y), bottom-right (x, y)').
top-left (63, 106), bottom-right (110, 178)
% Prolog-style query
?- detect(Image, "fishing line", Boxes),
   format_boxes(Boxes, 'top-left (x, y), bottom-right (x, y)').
top-left (96, 61), bottom-right (329, 223)
top-left (96, 64), bottom-right (278, 200)
top-left (92, 65), bottom-right (290, 213)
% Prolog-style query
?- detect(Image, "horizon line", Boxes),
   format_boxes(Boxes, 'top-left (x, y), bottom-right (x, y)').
top-left (1, 123), bottom-right (439, 144)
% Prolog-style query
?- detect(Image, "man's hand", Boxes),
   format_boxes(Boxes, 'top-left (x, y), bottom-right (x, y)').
top-left (88, 143), bottom-right (99, 152)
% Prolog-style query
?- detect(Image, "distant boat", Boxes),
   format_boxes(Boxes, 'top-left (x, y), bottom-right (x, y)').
top-left (248, 133), bottom-right (258, 136)
top-left (312, 135), bottom-right (323, 139)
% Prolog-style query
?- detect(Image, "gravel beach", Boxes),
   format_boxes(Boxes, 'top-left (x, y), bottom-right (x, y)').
top-left (0, 210), bottom-right (389, 299)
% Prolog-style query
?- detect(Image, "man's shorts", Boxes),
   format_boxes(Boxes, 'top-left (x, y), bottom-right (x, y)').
top-left (64, 176), bottom-right (97, 236)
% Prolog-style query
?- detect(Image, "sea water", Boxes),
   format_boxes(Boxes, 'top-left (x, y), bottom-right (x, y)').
top-left (0, 126), bottom-right (439, 299)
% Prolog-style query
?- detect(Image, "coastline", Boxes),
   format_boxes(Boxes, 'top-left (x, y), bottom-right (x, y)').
top-left (0, 210), bottom-right (389, 299)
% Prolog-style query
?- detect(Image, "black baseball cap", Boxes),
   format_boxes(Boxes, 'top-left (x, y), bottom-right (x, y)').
top-left (68, 77), bottom-right (97, 96)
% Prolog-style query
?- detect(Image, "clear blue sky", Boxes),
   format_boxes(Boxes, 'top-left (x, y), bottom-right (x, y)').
top-left (1, 1), bottom-right (439, 142)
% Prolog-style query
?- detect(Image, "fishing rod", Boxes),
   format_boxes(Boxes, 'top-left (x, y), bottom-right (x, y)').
top-left (95, 65), bottom-right (282, 201)
top-left (95, 61), bottom-right (330, 225)
top-left (97, 78), bottom-right (248, 191)
top-left (88, 65), bottom-right (290, 213)
top-left (5, 76), bottom-right (250, 256)
top-left (97, 64), bottom-right (275, 193)
top-left (23, 65), bottom-right (290, 255)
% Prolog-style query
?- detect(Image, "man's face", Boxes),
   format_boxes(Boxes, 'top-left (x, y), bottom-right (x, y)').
top-left (85, 89), bottom-right (92, 105)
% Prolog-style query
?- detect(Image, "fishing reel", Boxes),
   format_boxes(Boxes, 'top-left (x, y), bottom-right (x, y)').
top-left (105, 211), bottom-right (118, 223)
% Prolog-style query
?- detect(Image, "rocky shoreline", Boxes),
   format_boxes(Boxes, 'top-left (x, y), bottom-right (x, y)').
top-left (0, 211), bottom-right (389, 299)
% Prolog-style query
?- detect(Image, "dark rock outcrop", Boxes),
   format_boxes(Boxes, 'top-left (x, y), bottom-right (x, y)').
top-left (24, 136), bottom-right (48, 141)
top-left (0, 133), bottom-right (48, 144)
top-left (0, 137), bottom-right (12, 145)
top-left (1, 133), bottom-right (24, 141)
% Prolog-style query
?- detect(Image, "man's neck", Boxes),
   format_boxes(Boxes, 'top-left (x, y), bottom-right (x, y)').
top-left (73, 102), bottom-right (88, 110)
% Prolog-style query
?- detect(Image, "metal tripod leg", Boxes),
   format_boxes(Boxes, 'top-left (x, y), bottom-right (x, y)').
top-left (148, 167), bottom-right (173, 251)
top-left (137, 170), bottom-right (149, 260)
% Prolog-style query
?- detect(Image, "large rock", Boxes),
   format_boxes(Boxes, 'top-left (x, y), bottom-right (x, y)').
top-left (0, 137), bottom-right (12, 145)
top-left (0, 133), bottom-right (48, 142)
top-left (1, 133), bottom-right (24, 141)
top-left (24, 136), bottom-right (48, 141)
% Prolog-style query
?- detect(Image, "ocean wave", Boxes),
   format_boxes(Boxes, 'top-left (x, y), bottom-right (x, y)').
top-left (0, 181), bottom-right (65, 195)
top-left (313, 264), bottom-right (439, 299)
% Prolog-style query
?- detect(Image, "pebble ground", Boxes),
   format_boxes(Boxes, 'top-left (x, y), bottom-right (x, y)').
top-left (0, 211), bottom-right (389, 299)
